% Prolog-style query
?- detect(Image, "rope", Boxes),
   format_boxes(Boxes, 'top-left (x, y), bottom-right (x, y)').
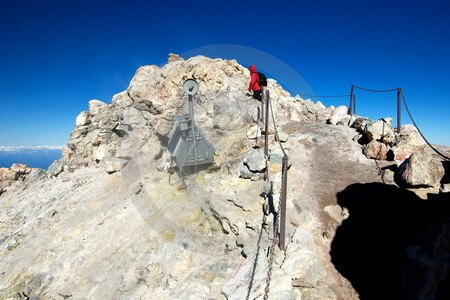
top-left (401, 93), bottom-right (450, 160)
top-left (353, 85), bottom-right (399, 93)
top-left (286, 90), bottom-right (350, 98)
top-left (269, 88), bottom-right (288, 157)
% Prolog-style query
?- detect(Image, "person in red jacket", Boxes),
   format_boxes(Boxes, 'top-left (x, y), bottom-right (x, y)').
top-left (248, 64), bottom-right (261, 101)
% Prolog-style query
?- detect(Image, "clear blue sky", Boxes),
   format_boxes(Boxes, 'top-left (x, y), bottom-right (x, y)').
top-left (1, 0), bottom-right (449, 146)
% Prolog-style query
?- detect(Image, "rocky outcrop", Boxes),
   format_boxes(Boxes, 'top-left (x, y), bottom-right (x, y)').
top-left (326, 108), bottom-right (445, 190)
top-left (0, 54), bottom-right (448, 300)
top-left (0, 54), bottom-right (341, 300)
top-left (52, 55), bottom-right (336, 180)
top-left (0, 163), bottom-right (44, 195)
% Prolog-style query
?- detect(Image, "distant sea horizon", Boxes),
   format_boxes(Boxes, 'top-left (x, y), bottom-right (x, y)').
top-left (0, 146), bottom-right (63, 170)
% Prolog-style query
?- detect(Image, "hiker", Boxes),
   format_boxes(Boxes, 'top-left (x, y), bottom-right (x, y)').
top-left (248, 65), bottom-right (262, 101)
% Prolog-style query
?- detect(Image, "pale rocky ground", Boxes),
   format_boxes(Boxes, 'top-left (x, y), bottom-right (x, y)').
top-left (1, 54), bottom-right (449, 300)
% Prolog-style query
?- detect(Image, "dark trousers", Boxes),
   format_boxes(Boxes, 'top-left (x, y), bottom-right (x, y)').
top-left (252, 89), bottom-right (262, 101)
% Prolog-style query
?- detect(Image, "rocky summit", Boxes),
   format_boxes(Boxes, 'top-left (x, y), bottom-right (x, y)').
top-left (1, 54), bottom-right (449, 300)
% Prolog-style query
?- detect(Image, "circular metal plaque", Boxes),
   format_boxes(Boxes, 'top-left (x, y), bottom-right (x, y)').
top-left (183, 78), bottom-right (199, 95)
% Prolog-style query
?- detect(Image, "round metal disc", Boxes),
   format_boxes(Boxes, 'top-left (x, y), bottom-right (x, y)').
top-left (183, 79), bottom-right (199, 95)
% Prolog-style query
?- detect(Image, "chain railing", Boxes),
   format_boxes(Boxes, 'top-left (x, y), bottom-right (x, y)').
top-left (247, 81), bottom-right (449, 299)
top-left (246, 86), bottom-right (290, 300)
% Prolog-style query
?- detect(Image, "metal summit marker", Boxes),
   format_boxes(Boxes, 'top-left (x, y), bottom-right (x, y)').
top-left (167, 79), bottom-right (215, 176)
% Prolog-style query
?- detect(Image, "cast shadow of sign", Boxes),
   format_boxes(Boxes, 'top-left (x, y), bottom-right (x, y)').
top-left (330, 182), bottom-right (450, 300)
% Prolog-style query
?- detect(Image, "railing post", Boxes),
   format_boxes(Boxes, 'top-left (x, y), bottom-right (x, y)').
top-left (264, 87), bottom-right (270, 158)
top-left (397, 88), bottom-right (402, 133)
top-left (349, 85), bottom-right (355, 114)
top-left (279, 155), bottom-right (288, 250)
top-left (260, 91), bottom-right (264, 124)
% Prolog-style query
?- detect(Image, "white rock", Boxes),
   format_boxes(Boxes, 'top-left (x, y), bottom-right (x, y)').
top-left (328, 105), bottom-right (349, 125)
top-left (101, 157), bottom-right (129, 173)
top-left (338, 115), bottom-right (351, 126)
top-left (441, 183), bottom-right (450, 193)
top-left (324, 204), bottom-right (349, 224)
top-left (92, 145), bottom-right (107, 161)
top-left (276, 132), bottom-right (289, 142)
top-left (111, 91), bottom-right (133, 108)
top-left (365, 119), bottom-right (394, 143)
top-left (88, 99), bottom-right (107, 115)
top-left (246, 125), bottom-right (261, 139)
top-left (75, 111), bottom-right (90, 126)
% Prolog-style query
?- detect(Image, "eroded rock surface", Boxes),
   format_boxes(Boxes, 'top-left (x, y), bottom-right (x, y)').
top-left (1, 54), bottom-right (449, 300)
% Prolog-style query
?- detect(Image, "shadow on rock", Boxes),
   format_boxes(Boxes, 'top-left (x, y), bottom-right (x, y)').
top-left (330, 182), bottom-right (450, 300)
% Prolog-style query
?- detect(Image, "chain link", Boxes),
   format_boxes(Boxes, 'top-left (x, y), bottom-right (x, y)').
top-left (247, 86), bottom-right (289, 300)
top-left (246, 196), bottom-right (268, 300)
top-left (264, 157), bottom-right (286, 299)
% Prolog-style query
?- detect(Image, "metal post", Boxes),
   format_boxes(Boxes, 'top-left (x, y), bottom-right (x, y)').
top-left (397, 88), bottom-right (402, 133)
top-left (349, 85), bottom-right (355, 114)
top-left (188, 94), bottom-right (197, 168)
top-left (188, 94), bottom-right (194, 120)
top-left (264, 88), bottom-right (270, 158)
top-left (353, 94), bottom-right (356, 115)
top-left (260, 94), bottom-right (264, 124)
top-left (279, 155), bottom-right (288, 250)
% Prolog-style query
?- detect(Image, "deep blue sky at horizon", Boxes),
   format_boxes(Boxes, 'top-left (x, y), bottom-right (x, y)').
top-left (1, 0), bottom-right (449, 146)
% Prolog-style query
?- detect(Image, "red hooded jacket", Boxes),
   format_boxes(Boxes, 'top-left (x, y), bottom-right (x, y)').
top-left (248, 65), bottom-right (261, 91)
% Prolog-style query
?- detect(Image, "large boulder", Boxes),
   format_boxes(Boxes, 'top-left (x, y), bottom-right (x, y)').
top-left (363, 140), bottom-right (390, 160)
top-left (398, 151), bottom-right (445, 187)
top-left (101, 157), bottom-right (130, 174)
top-left (365, 119), bottom-right (395, 144)
top-left (327, 105), bottom-right (349, 125)
top-left (244, 149), bottom-right (266, 172)
top-left (392, 124), bottom-right (427, 165)
top-left (351, 116), bottom-right (372, 133)
top-left (0, 167), bottom-right (18, 182)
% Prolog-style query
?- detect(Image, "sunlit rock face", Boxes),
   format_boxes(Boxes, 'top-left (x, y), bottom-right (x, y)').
top-left (0, 54), bottom-right (448, 300)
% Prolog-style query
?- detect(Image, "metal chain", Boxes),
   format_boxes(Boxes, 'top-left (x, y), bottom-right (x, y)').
top-left (263, 90), bottom-right (287, 299)
top-left (269, 87), bottom-right (288, 157)
top-left (246, 86), bottom-right (289, 300)
top-left (264, 176), bottom-right (284, 300)
top-left (246, 196), bottom-right (269, 300)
